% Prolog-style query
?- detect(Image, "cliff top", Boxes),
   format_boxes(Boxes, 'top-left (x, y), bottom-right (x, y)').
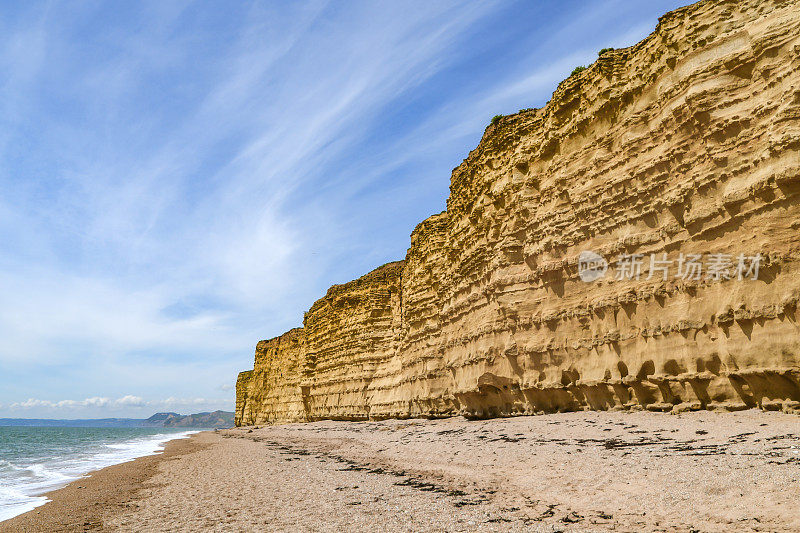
top-left (447, 0), bottom-right (726, 215)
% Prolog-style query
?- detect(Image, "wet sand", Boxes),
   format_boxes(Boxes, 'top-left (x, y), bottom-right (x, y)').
top-left (2, 410), bottom-right (799, 532)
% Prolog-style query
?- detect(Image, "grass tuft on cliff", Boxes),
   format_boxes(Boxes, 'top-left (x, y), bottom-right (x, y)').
top-left (490, 114), bottom-right (503, 126)
top-left (570, 65), bottom-right (587, 76)
top-left (598, 47), bottom-right (615, 56)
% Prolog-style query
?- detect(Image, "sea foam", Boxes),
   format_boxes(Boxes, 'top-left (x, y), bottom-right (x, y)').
top-left (0, 429), bottom-right (198, 522)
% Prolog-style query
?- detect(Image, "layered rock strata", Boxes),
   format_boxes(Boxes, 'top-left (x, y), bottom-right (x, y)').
top-left (236, 0), bottom-right (800, 426)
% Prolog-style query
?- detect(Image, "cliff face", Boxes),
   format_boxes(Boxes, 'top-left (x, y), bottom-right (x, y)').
top-left (235, 328), bottom-right (306, 426)
top-left (236, 0), bottom-right (800, 426)
top-left (302, 261), bottom-right (404, 421)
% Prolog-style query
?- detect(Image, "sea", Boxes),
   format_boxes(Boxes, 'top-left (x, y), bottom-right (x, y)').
top-left (0, 426), bottom-right (199, 521)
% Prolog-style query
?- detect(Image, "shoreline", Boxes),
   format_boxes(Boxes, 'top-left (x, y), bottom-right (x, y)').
top-left (2, 411), bottom-right (799, 531)
top-left (0, 432), bottom-right (210, 532)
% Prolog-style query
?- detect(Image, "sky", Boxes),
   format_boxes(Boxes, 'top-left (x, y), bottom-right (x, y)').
top-left (0, 0), bottom-right (691, 419)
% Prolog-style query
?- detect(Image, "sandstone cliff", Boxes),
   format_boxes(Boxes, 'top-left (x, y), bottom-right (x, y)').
top-left (236, 0), bottom-right (800, 427)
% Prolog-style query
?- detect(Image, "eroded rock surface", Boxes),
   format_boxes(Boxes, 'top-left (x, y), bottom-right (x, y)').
top-left (236, 0), bottom-right (800, 427)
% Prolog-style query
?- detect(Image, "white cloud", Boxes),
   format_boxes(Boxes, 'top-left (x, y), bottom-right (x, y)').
top-left (162, 397), bottom-right (223, 407)
top-left (12, 397), bottom-right (115, 410)
top-left (0, 268), bottom-right (248, 365)
top-left (6, 395), bottom-right (226, 412)
top-left (114, 395), bottom-right (147, 407)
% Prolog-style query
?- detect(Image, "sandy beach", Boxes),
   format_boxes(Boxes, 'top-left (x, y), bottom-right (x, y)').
top-left (2, 410), bottom-right (799, 532)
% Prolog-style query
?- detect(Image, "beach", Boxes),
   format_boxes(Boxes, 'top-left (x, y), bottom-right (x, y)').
top-left (2, 410), bottom-right (799, 532)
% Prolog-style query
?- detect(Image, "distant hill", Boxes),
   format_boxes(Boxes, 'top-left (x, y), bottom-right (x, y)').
top-left (0, 410), bottom-right (235, 429)
top-left (142, 411), bottom-right (235, 428)
top-left (143, 412), bottom-right (181, 424)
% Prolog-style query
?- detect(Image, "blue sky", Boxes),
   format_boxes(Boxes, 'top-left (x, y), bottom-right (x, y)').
top-left (0, 0), bottom-right (690, 418)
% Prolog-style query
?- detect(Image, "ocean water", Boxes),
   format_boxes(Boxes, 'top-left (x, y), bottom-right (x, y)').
top-left (0, 426), bottom-right (198, 521)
